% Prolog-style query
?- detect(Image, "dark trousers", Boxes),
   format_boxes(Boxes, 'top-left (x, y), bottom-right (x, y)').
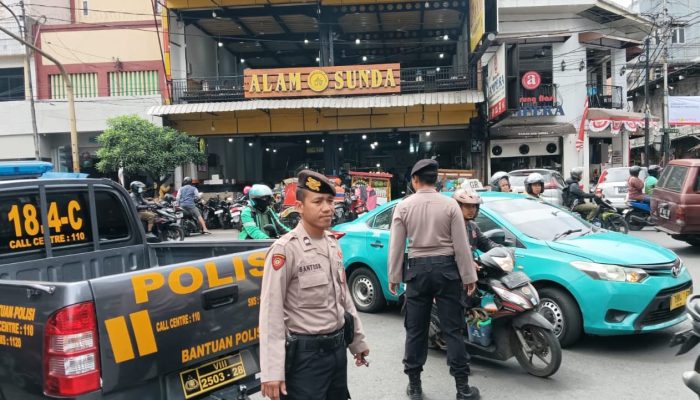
top-left (403, 260), bottom-right (470, 379)
top-left (283, 342), bottom-right (349, 400)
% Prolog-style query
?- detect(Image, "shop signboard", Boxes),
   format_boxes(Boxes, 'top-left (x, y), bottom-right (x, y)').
top-left (469, 0), bottom-right (485, 52)
top-left (487, 44), bottom-right (506, 120)
top-left (244, 64), bottom-right (400, 98)
top-left (669, 96), bottom-right (700, 126)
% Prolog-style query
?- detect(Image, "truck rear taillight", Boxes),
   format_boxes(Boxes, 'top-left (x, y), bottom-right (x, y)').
top-left (44, 302), bottom-right (101, 397)
top-left (677, 206), bottom-right (686, 226)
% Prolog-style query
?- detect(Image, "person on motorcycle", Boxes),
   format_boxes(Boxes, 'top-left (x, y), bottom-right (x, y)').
top-left (239, 184), bottom-right (291, 239)
top-left (524, 172), bottom-right (545, 199)
top-left (453, 189), bottom-right (501, 254)
top-left (645, 165), bottom-right (661, 195)
top-left (130, 181), bottom-right (157, 239)
top-left (565, 167), bottom-right (601, 220)
top-left (490, 171), bottom-right (511, 192)
top-left (627, 165), bottom-right (649, 203)
top-left (176, 177), bottom-right (211, 234)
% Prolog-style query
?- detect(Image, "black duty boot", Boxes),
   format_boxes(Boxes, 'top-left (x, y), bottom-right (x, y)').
top-left (406, 373), bottom-right (423, 400)
top-left (456, 376), bottom-right (480, 400)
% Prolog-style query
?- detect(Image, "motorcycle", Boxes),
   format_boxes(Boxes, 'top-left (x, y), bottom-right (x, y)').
top-left (142, 204), bottom-right (184, 242)
top-left (572, 196), bottom-right (629, 234)
top-left (202, 197), bottom-right (224, 229)
top-left (670, 294), bottom-right (700, 397)
top-left (429, 247), bottom-right (562, 378)
top-left (350, 194), bottom-right (368, 218)
top-left (228, 195), bottom-right (247, 232)
top-left (624, 199), bottom-right (652, 231)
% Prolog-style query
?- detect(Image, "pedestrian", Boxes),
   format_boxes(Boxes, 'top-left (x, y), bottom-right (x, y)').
top-left (259, 170), bottom-right (370, 400)
top-left (388, 159), bottom-right (480, 400)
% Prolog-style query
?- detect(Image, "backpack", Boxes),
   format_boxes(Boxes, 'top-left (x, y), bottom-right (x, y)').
top-left (561, 185), bottom-right (572, 208)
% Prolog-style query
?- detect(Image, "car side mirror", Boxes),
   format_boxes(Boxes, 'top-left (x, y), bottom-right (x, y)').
top-left (484, 228), bottom-right (507, 245)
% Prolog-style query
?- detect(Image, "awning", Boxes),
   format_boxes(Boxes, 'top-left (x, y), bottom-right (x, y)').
top-left (587, 108), bottom-right (655, 121)
top-left (148, 91), bottom-right (483, 116)
top-left (579, 32), bottom-right (643, 48)
top-left (587, 108), bottom-right (659, 138)
top-left (489, 123), bottom-right (577, 138)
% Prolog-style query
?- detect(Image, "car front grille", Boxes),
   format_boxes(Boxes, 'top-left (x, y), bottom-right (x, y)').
top-left (635, 281), bottom-right (693, 329)
top-left (628, 258), bottom-right (681, 276)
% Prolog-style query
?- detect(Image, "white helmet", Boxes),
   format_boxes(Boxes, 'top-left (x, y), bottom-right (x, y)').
top-left (525, 173), bottom-right (545, 195)
top-left (490, 171), bottom-right (510, 192)
top-left (453, 189), bottom-right (483, 205)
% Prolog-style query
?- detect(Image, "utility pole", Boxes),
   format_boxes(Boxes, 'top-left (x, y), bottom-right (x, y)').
top-left (643, 36), bottom-right (650, 168)
top-left (0, 22), bottom-right (80, 172)
top-left (19, 1), bottom-right (40, 161)
top-left (661, 0), bottom-right (671, 165)
top-left (0, 1), bottom-right (39, 160)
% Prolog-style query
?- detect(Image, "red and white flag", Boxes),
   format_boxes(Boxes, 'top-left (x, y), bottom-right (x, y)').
top-left (576, 98), bottom-right (589, 152)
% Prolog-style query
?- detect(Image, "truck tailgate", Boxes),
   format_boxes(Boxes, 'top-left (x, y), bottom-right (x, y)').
top-left (90, 248), bottom-right (267, 398)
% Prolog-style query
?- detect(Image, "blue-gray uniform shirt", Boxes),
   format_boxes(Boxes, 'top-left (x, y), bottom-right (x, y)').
top-left (176, 185), bottom-right (199, 206)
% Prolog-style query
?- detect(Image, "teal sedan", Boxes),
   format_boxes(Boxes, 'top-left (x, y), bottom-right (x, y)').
top-left (333, 192), bottom-right (693, 347)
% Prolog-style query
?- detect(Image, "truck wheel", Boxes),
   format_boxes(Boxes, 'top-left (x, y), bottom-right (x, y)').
top-left (537, 287), bottom-right (582, 348)
top-left (349, 267), bottom-right (386, 313)
top-left (161, 226), bottom-right (185, 242)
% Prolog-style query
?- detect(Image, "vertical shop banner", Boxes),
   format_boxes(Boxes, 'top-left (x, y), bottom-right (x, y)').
top-left (670, 96), bottom-right (700, 126)
top-left (469, 0), bottom-right (485, 52)
top-left (487, 44), bottom-right (506, 120)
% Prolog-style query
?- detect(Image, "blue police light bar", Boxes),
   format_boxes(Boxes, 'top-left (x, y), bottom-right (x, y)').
top-left (0, 161), bottom-right (54, 179)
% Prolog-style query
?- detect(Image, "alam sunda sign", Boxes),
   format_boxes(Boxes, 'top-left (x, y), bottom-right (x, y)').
top-left (244, 63), bottom-right (401, 99)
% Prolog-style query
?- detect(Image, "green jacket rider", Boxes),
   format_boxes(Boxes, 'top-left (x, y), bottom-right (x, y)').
top-left (239, 184), bottom-right (291, 239)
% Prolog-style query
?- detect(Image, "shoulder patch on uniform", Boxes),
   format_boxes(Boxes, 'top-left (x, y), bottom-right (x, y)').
top-left (271, 254), bottom-right (286, 270)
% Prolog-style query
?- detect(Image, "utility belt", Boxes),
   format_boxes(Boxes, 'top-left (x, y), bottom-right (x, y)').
top-left (285, 313), bottom-right (355, 372)
top-left (408, 255), bottom-right (455, 267)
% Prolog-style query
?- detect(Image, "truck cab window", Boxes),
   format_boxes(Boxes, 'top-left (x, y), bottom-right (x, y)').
top-left (95, 191), bottom-right (131, 241)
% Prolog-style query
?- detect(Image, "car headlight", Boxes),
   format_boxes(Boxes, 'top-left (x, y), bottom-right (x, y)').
top-left (492, 285), bottom-right (531, 308)
top-left (571, 261), bottom-right (648, 283)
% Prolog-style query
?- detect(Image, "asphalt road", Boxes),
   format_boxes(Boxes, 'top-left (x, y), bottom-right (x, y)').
top-left (233, 228), bottom-right (698, 400)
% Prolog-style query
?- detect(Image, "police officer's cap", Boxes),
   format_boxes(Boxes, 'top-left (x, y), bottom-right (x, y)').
top-left (297, 170), bottom-right (336, 196)
top-left (410, 159), bottom-right (439, 177)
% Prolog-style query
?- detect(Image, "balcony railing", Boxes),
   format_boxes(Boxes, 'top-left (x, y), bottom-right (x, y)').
top-left (587, 84), bottom-right (624, 109)
top-left (171, 65), bottom-right (473, 104)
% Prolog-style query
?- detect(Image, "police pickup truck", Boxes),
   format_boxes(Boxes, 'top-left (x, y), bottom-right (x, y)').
top-left (0, 162), bottom-right (272, 399)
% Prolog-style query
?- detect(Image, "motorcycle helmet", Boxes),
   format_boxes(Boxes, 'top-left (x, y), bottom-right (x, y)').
top-left (453, 189), bottom-right (483, 219)
top-left (648, 164), bottom-right (662, 178)
top-left (524, 172), bottom-right (546, 195)
top-left (489, 171), bottom-right (510, 192)
top-left (130, 181), bottom-right (146, 195)
top-left (243, 185), bottom-right (252, 196)
top-left (249, 184), bottom-right (273, 209)
top-left (570, 167), bottom-right (584, 181)
top-left (629, 165), bottom-right (642, 177)
top-left (183, 176), bottom-right (192, 186)
top-left (479, 247), bottom-right (515, 272)
top-left (163, 193), bottom-right (175, 203)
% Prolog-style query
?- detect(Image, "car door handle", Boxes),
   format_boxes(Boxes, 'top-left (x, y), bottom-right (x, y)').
top-left (370, 241), bottom-right (384, 248)
top-left (201, 284), bottom-right (238, 310)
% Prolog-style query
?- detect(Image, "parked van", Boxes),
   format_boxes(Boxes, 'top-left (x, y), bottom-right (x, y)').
top-left (651, 159), bottom-right (700, 246)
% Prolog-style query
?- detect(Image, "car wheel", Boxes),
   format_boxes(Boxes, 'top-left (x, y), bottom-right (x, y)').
top-left (349, 267), bottom-right (386, 313)
top-left (537, 287), bottom-right (582, 348)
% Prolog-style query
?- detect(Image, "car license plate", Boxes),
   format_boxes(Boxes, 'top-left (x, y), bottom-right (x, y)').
top-left (670, 289), bottom-right (691, 311)
top-left (214, 209), bottom-right (224, 215)
top-left (617, 186), bottom-right (628, 194)
top-left (659, 207), bottom-right (670, 219)
top-left (180, 353), bottom-right (247, 399)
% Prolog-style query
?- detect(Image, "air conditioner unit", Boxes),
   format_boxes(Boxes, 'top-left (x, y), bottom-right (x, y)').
top-left (490, 140), bottom-right (560, 158)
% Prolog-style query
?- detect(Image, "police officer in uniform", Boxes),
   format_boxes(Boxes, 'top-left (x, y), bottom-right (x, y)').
top-left (388, 159), bottom-right (480, 400)
top-left (260, 170), bottom-right (370, 400)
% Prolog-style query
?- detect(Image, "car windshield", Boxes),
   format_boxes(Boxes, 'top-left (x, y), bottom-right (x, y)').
top-left (485, 197), bottom-right (592, 241)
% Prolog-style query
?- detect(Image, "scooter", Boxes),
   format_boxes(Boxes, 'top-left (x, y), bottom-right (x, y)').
top-left (429, 247), bottom-right (562, 378)
top-left (670, 294), bottom-right (700, 397)
top-left (142, 204), bottom-right (184, 242)
top-left (572, 196), bottom-right (629, 234)
top-left (624, 199), bottom-right (652, 231)
top-left (228, 195), bottom-right (247, 232)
